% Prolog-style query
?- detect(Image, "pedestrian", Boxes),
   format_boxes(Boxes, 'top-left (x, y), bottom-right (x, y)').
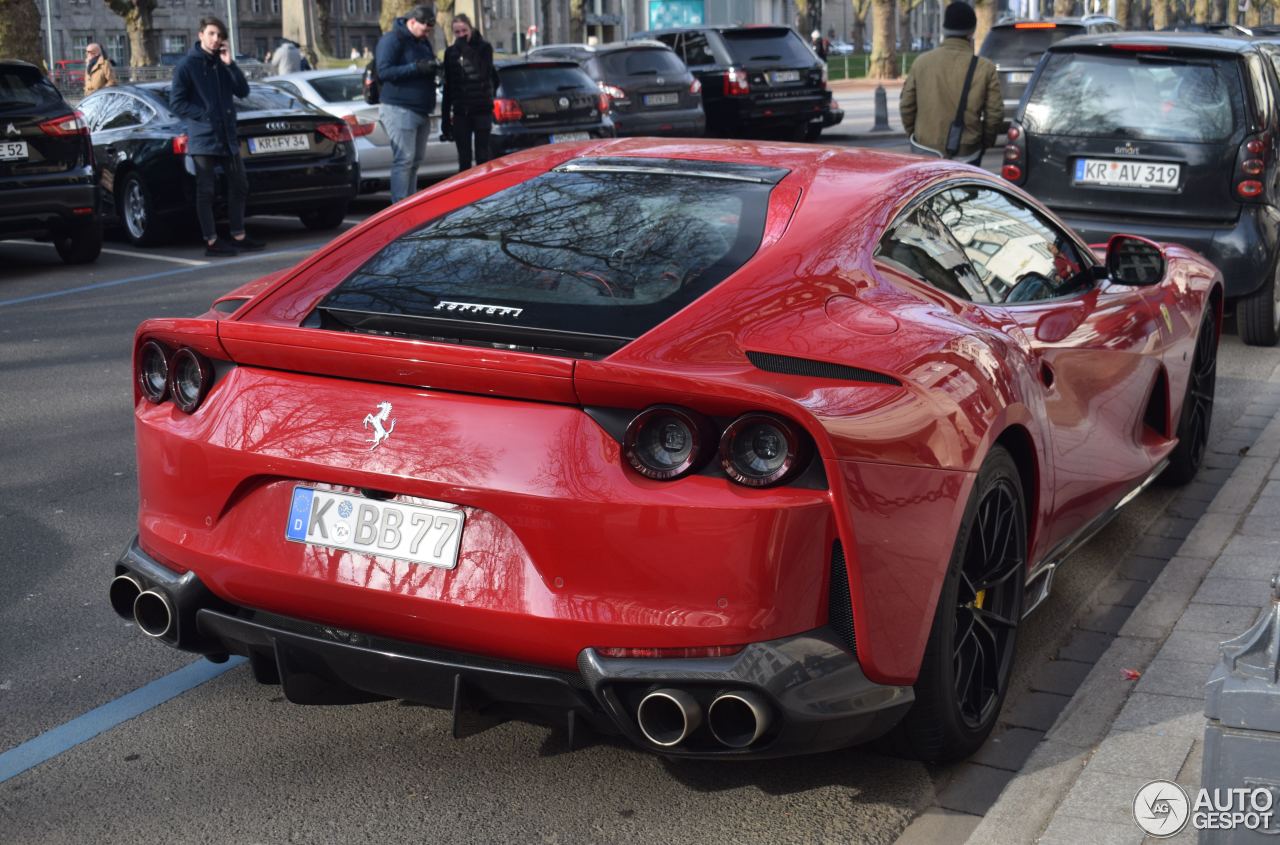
top-left (83, 43), bottom-right (117, 95)
top-left (270, 39), bottom-right (302, 75)
top-left (810, 30), bottom-right (829, 61)
top-left (440, 13), bottom-right (497, 172)
top-left (362, 45), bottom-right (372, 60)
top-left (169, 16), bottom-right (265, 257)
top-left (899, 1), bottom-right (1001, 165)
top-left (350, 46), bottom-right (361, 61)
top-left (375, 4), bottom-right (440, 203)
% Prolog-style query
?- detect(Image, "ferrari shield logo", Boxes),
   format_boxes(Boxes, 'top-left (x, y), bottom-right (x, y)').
top-left (362, 401), bottom-right (396, 450)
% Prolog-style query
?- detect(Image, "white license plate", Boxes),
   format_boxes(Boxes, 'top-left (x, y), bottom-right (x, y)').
top-left (771, 70), bottom-right (801, 83)
top-left (0, 140), bottom-right (28, 160)
top-left (1005, 72), bottom-right (1032, 84)
top-left (643, 92), bottom-right (679, 107)
top-left (551, 131), bottom-right (591, 143)
top-left (1074, 158), bottom-right (1181, 190)
top-left (248, 133), bottom-right (310, 154)
top-left (285, 487), bottom-right (464, 569)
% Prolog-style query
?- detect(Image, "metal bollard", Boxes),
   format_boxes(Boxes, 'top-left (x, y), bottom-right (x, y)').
top-left (1201, 573), bottom-right (1280, 842)
top-left (872, 85), bottom-right (890, 132)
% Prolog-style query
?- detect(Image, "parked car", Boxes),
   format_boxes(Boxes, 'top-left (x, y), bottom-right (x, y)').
top-left (111, 138), bottom-right (1219, 762)
top-left (0, 60), bottom-right (101, 263)
top-left (1005, 32), bottom-right (1280, 345)
top-left (828, 39), bottom-right (856, 56)
top-left (490, 60), bottom-right (616, 157)
top-left (50, 58), bottom-right (85, 89)
top-left (267, 69), bottom-right (457, 192)
top-left (78, 82), bottom-right (359, 245)
top-left (527, 41), bottom-right (705, 137)
top-left (630, 26), bottom-right (837, 140)
top-left (979, 16), bottom-right (1121, 126)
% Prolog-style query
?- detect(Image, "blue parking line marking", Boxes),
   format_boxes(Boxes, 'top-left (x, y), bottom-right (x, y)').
top-left (0, 656), bottom-right (245, 784)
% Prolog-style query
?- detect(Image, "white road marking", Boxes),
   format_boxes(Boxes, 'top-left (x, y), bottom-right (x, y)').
top-left (15, 240), bottom-right (210, 266)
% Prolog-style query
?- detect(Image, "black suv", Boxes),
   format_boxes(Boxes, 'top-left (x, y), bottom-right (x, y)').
top-left (527, 41), bottom-right (705, 137)
top-left (0, 61), bottom-right (101, 264)
top-left (980, 16), bottom-right (1120, 126)
top-left (1004, 33), bottom-right (1280, 345)
top-left (629, 26), bottom-right (839, 140)
top-left (491, 60), bottom-right (617, 157)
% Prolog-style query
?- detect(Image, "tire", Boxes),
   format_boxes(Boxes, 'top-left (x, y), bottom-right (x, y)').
top-left (1239, 261), bottom-right (1280, 347)
top-left (299, 201), bottom-right (349, 231)
top-left (1161, 307), bottom-right (1218, 486)
top-left (804, 123), bottom-right (822, 142)
top-left (53, 218), bottom-right (102, 264)
top-left (886, 445), bottom-right (1027, 762)
top-left (118, 171), bottom-right (171, 247)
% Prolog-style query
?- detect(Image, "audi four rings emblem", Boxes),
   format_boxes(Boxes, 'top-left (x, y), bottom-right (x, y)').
top-left (266, 121), bottom-right (291, 131)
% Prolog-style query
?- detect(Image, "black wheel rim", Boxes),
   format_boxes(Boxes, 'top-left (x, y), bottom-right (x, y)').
top-left (953, 479), bottom-right (1024, 729)
top-left (1183, 315), bottom-right (1217, 471)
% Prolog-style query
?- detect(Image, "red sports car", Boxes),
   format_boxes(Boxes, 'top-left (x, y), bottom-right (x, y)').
top-left (112, 139), bottom-right (1221, 761)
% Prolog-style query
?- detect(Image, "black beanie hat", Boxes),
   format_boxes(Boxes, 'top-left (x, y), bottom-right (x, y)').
top-left (943, 1), bottom-right (977, 35)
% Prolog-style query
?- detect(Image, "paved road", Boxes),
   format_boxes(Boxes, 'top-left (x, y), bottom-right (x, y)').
top-left (1, 155), bottom-right (1276, 845)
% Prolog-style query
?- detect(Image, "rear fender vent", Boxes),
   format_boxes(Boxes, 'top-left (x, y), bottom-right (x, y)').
top-left (1143, 368), bottom-right (1170, 439)
top-left (745, 351), bottom-right (902, 387)
top-left (828, 540), bottom-right (856, 655)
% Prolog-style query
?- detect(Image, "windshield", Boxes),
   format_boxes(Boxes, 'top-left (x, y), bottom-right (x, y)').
top-left (310, 74), bottom-right (365, 103)
top-left (597, 48), bottom-right (687, 77)
top-left (0, 67), bottom-right (65, 111)
top-left (318, 166), bottom-right (775, 355)
top-left (721, 29), bottom-right (816, 66)
top-left (498, 65), bottom-right (595, 97)
top-left (1024, 52), bottom-right (1243, 142)
top-left (980, 26), bottom-right (1085, 66)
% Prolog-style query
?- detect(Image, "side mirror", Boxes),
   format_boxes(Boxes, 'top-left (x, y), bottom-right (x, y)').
top-left (1106, 234), bottom-right (1166, 287)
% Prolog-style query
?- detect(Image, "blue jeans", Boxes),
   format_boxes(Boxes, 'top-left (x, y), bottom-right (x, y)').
top-left (381, 103), bottom-right (431, 203)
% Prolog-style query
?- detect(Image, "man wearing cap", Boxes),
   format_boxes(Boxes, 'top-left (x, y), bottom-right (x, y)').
top-left (375, 3), bottom-right (440, 203)
top-left (899, 1), bottom-right (1001, 164)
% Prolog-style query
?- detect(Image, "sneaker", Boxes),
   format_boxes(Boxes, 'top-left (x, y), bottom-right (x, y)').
top-left (232, 235), bottom-right (266, 252)
top-left (204, 238), bottom-right (239, 257)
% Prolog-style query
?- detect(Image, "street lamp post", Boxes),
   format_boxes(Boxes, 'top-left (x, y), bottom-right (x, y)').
top-left (44, 0), bottom-right (55, 71)
top-left (227, 0), bottom-right (240, 58)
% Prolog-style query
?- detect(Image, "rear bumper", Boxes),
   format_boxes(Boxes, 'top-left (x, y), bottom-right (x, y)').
top-left (113, 536), bottom-right (913, 759)
top-left (0, 173), bottom-right (98, 237)
top-left (610, 107), bottom-right (705, 137)
top-left (712, 92), bottom-right (828, 130)
top-left (491, 121), bottom-right (617, 156)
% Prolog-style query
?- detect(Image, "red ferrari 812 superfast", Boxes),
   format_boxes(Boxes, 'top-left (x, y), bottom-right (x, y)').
top-left (112, 139), bottom-right (1221, 761)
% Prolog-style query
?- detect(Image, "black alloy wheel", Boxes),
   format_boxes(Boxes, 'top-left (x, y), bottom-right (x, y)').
top-left (1162, 308), bottom-right (1218, 485)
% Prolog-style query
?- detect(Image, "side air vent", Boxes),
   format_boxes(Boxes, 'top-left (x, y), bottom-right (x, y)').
top-left (828, 541), bottom-right (856, 655)
top-left (1143, 368), bottom-right (1170, 438)
top-left (745, 351), bottom-right (902, 387)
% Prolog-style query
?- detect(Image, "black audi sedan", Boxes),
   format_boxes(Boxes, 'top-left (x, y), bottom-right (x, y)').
top-left (527, 41), bottom-right (705, 137)
top-left (1004, 32), bottom-right (1280, 346)
top-left (78, 82), bottom-right (359, 246)
top-left (629, 26), bottom-right (838, 140)
top-left (0, 60), bottom-right (100, 263)
top-left (490, 60), bottom-right (616, 158)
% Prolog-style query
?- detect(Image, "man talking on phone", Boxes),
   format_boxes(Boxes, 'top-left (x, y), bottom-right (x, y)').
top-left (170, 16), bottom-right (265, 256)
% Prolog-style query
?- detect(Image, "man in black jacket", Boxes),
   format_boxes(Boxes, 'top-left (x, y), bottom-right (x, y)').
top-left (170, 16), bottom-right (265, 256)
top-left (376, 4), bottom-right (439, 203)
top-left (441, 14), bottom-right (497, 171)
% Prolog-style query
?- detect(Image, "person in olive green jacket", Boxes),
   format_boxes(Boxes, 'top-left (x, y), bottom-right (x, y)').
top-left (899, 2), bottom-right (1002, 164)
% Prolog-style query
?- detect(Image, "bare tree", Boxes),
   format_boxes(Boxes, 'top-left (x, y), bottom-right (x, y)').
top-left (1115, 0), bottom-right (1132, 27)
top-left (1053, 0), bottom-right (1075, 16)
top-left (1193, 0), bottom-right (1212, 22)
top-left (850, 0), bottom-right (871, 52)
top-left (868, 0), bottom-right (898, 78)
top-left (1151, 0), bottom-right (1172, 29)
top-left (974, 0), bottom-right (996, 54)
top-left (570, 0), bottom-right (585, 41)
top-left (1246, 0), bottom-right (1261, 27)
top-left (106, 0), bottom-right (157, 67)
top-left (0, 0), bottom-right (44, 67)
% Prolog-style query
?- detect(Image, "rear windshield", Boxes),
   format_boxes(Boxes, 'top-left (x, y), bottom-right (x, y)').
top-left (498, 65), bottom-right (595, 97)
top-left (980, 25), bottom-right (1086, 65)
top-left (0, 66), bottom-right (65, 112)
top-left (1024, 52), bottom-right (1244, 143)
top-left (310, 74), bottom-right (364, 103)
top-left (317, 168), bottom-right (773, 356)
top-left (597, 48), bottom-right (687, 77)
top-left (721, 29), bottom-right (816, 66)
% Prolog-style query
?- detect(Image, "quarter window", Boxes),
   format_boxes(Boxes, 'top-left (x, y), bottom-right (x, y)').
top-left (682, 33), bottom-right (715, 66)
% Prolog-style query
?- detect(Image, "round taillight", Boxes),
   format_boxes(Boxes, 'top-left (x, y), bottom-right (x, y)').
top-left (1238, 179), bottom-right (1264, 199)
top-left (623, 406), bottom-right (711, 480)
top-left (1007, 126), bottom-right (1021, 142)
top-left (1242, 158), bottom-right (1265, 176)
top-left (1004, 145), bottom-right (1021, 162)
top-left (1001, 164), bottom-right (1023, 181)
top-left (1247, 138), bottom-right (1266, 155)
top-left (719, 414), bottom-right (808, 488)
top-left (138, 340), bottom-right (170, 403)
top-left (168, 347), bottom-right (212, 413)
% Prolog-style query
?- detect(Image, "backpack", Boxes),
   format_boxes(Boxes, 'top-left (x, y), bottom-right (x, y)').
top-left (363, 59), bottom-right (380, 105)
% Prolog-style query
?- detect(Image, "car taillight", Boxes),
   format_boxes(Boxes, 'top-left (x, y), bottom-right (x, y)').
top-left (493, 97), bottom-right (524, 123)
top-left (1236, 132), bottom-right (1271, 202)
top-left (1004, 146), bottom-right (1021, 162)
top-left (596, 645), bottom-right (746, 659)
top-left (689, 78), bottom-right (702, 95)
top-left (38, 113), bottom-right (87, 137)
top-left (723, 68), bottom-right (750, 97)
top-left (719, 414), bottom-right (809, 488)
top-left (137, 341), bottom-right (170, 404)
top-left (1007, 126), bottom-right (1021, 142)
top-left (598, 82), bottom-right (626, 101)
top-left (623, 406), bottom-right (712, 481)
top-left (341, 114), bottom-right (375, 137)
top-left (1002, 164), bottom-right (1023, 181)
top-left (168, 348), bottom-right (213, 414)
top-left (1002, 121), bottom-right (1028, 185)
top-left (598, 92), bottom-right (611, 114)
top-left (316, 122), bottom-right (354, 142)
top-left (172, 134), bottom-right (188, 154)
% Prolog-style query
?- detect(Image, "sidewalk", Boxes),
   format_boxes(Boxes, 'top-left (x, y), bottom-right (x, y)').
top-left (827, 78), bottom-right (906, 140)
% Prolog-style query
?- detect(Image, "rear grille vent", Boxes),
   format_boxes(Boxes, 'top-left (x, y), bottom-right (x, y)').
top-left (828, 541), bottom-right (856, 655)
top-left (745, 351), bottom-right (902, 386)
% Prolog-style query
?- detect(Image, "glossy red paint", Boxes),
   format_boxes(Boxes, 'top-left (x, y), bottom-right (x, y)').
top-left (130, 139), bottom-right (1222, 686)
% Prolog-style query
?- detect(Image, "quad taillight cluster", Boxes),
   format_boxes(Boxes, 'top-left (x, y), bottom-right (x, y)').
top-left (1001, 124), bottom-right (1026, 184)
top-left (137, 341), bottom-right (213, 414)
top-left (1235, 133), bottom-right (1270, 202)
top-left (623, 405), bottom-right (812, 488)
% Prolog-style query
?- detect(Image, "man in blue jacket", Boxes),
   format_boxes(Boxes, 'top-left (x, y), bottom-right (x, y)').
top-left (170, 16), bottom-right (265, 256)
top-left (376, 4), bottom-right (439, 203)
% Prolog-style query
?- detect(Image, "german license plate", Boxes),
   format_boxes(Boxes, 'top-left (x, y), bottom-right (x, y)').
top-left (248, 133), bottom-right (310, 154)
top-left (771, 70), bottom-right (800, 83)
top-left (1006, 72), bottom-right (1032, 84)
top-left (0, 140), bottom-right (28, 160)
top-left (551, 131), bottom-right (591, 143)
top-left (643, 92), bottom-right (679, 106)
top-left (1074, 158), bottom-right (1180, 189)
top-left (285, 487), bottom-right (464, 569)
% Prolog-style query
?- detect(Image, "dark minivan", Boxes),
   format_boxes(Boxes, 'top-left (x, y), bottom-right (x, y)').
top-left (0, 60), bottom-right (101, 264)
top-left (491, 60), bottom-right (616, 157)
top-left (631, 26), bottom-right (837, 140)
top-left (527, 41), bottom-right (705, 137)
top-left (1004, 33), bottom-right (1280, 345)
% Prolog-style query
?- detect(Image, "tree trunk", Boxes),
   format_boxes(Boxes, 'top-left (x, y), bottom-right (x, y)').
top-left (1151, 0), bottom-right (1171, 29)
top-left (868, 0), bottom-right (897, 78)
top-left (380, 0), bottom-right (415, 35)
top-left (1246, 0), bottom-right (1261, 27)
top-left (1053, 0), bottom-right (1074, 16)
top-left (1193, 0), bottom-right (1212, 22)
top-left (1114, 0), bottom-right (1131, 26)
top-left (794, 0), bottom-right (812, 35)
top-left (0, 0), bottom-right (44, 68)
top-left (107, 0), bottom-right (157, 67)
top-left (974, 0), bottom-right (996, 54)
top-left (314, 0), bottom-right (333, 56)
top-left (570, 0), bottom-right (585, 42)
